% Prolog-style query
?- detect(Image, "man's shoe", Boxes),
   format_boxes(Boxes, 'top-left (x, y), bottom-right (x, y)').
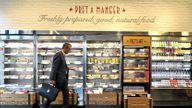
top-left (40, 105), bottom-right (47, 108)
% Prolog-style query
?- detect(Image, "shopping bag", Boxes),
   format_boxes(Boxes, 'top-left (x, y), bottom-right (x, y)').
top-left (37, 83), bottom-right (59, 101)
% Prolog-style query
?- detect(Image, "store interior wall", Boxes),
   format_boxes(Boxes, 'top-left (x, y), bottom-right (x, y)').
top-left (0, 0), bottom-right (192, 31)
top-left (1, 0), bottom-right (192, 107)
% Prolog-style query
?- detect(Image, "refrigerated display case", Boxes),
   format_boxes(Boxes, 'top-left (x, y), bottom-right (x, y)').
top-left (86, 35), bottom-right (121, 91)
top-left (0, 40), bottom-right (4, 85)
top-left (151, 36), bottom-right (192, 88)
top-left (37, 36), bottom-right (84, 88)
top-left (37, 35), bottom-right (84, 105)
top-left (0, 30), bottom-right (35, 105)
top-left (151, 35), bottom-right (192, 106)
top-left (85, 35), bottom-right (122, 106)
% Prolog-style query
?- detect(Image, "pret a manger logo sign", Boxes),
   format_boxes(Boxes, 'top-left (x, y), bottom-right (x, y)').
top-left (69, 5), bottom-right (126, 14)
top-left (37, 5), bottom-right (156, 26)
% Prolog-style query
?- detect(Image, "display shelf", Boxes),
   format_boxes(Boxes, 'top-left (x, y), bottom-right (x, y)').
top-left (4, 78), bottom-right (33, 80)
top-left (123, 85), bottom-right (146, 95)
top-left (38, 42), bottom-right (83, 49)
top-left (38, 47), bottom-right (82, 50)
top-left (124, 55), bottom-right (149, 58)
top-left (151, 87), bottom-right (192, 90)
top-left (152, 60), bottom-right (191, 62)
top-left (124, 67), bottom-right (149, 70)
top-left (123, 92), bottom-right (148, 95)
top-left (3, 68), bottom-right (33, 72)
top-left (86, 38), bottom-right (121, 91)
top-left (151, 36), bottom-right (192, 89)
top-left (152, 71), bottom-right (191, 80)
top-left (38, 40), bottom-right (82, 42)
top-left (87, 48), bottom-right (120, 49)
top-left (0, 33), bottom-right (34, 106)
top-left (87, 70), bottom-right (118, 74)
top-left (152, 79), bottom-right (192, 88)
top-left (2, 39), bottom-right (34, 41)
top-left (152, 68), bottom-right (190, 71)
top-left (37, 52), bottom-right (83, 57)
top-left (0, 34), bottom-right (34, 94)
top-left (68, 78), bottom-right (84, 80)
top-left (4, 53), bottom-right (33, 56)
top-left (86, 75), bottom-right (119, 80)
top-left (4, 62), bottom-right (33, 65)
top-left (123, 79), bottom-right (149, 83)
top-left (151, 46), bottom-right (191, 49)
top-left (122, 36), bottom-right (151, 102)
top-left (37, 35), bottom-right (84, 89)
top-left (87, 55), bottom-right (120, 57)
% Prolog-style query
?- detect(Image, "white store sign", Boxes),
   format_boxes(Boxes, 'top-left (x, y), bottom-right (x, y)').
top-left (0, 0), bottom-right (192, 32)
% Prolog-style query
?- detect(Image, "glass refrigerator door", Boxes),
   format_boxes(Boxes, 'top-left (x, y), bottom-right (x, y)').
top-left (0, 40), bottom-right (4, 85)
top-left (37, 35), bottom-right (84, 88)
top-left (37, 35), bottom-right (84, 105)
top-left (0, 30), bottom-right (34, 105)
top-left (85, 35), bottom-right (121, 94)
top-left (151, 36), bottom-right (192, 88)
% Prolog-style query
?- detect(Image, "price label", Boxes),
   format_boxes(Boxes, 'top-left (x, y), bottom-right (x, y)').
top-left (96, 54), bottom-right (101, 56)
top-left (165, 68), bottom-right (169, 70)
top-left (135, 79), bottom-right (139, 82)
top-left (131, 55), bottom-right (136, 57)
top-left (125, 79), bottom-right (132, 82)
top-left (165, 52), bottom-right (170, 55)
top-left (112, 69), bottom-right (118, 73)
top-left (124, 95), bottom-right (128, 99)
top-left (170, 80), bottom-right (178, 88)
top-left (184, 52), bottom-right (190, 54)
top-left (77, 85), bottom-right (82, 88)
top-left (103, 54), bottom-right (108, 56)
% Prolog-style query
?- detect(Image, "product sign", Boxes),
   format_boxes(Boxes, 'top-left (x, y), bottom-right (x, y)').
top-left (123, 36), bottom-right (151, 46)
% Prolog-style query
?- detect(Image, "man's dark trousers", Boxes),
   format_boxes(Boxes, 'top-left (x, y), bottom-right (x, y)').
top-left (42, 82), bottom-right (69, 108)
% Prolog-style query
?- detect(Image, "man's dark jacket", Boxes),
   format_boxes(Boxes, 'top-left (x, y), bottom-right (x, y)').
top-left (50, 51), bottom-right (68, 89)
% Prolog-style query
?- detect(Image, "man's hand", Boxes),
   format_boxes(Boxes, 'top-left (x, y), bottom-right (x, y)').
top-left (69, 67), bottom-right (78, 71)
top-left (50, 80), bottom-right (56, 85)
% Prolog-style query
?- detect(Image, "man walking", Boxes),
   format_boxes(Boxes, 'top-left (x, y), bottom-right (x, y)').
top-left (42, 43), bottom-right (72, 108)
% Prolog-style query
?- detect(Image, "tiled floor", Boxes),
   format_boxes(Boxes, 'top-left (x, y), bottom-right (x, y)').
top-left (1, 105), bottom-right (192, 108)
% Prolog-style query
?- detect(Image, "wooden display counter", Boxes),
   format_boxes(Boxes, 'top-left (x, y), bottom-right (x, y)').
top-left (39, 91), bottom-right (78, 105)
top-left (124, 97), bottom-right (152, 108)
top-left (0, 91), bottom-right (78, 106)
top-left (0, 93), bottom-right (30, 105)
top-left (86, 92), bottom-right (121, 105)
